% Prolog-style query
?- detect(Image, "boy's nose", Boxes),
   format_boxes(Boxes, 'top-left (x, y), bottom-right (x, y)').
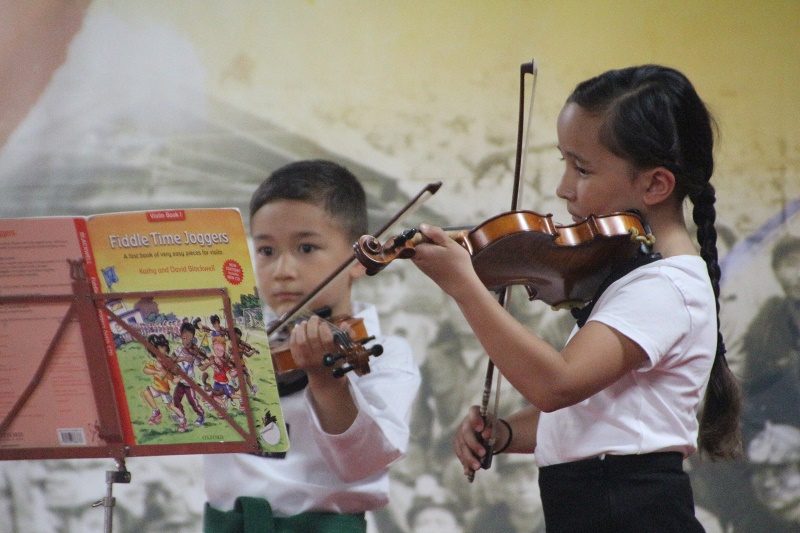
top-left (271, 253), bottom-right (296, 278)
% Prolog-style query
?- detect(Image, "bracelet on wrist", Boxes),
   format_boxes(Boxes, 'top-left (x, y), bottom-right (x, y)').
top-left (492, 418), bottom-right (513, 455)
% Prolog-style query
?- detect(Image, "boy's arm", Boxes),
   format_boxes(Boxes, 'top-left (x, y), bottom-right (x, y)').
top-left (307, 335), bottom-right (421, 483)
top-left (289, 315), bottom-right (359, 434)
top-left (306, 375), bottom-right (358, 435)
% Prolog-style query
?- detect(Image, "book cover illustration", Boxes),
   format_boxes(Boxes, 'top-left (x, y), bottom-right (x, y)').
top-left (82, 208), bottom-right (288, 452)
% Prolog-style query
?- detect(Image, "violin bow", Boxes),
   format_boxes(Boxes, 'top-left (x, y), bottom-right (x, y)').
top-left (266, 180), bottom-right (443, 338)
top-left (469, 58), bottom-right (538, 482)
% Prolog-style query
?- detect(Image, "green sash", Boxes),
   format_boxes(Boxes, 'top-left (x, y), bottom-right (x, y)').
top-left (204, 497), bottom-right (367, 533)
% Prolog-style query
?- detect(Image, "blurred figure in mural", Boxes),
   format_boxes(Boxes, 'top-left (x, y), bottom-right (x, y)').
top-left (0, 457), bottom-right (203, 533)
top-left (400, 320), bottom-right (483, 482)
top-left (744, 422), bottom-right (800, 532)
top-left (740, 234), bottom-right (800, 442)
top-left (466, 454), bottom-right (545, 533)
top-left (692, 231), bottom-right (800, 532)
top-left (405, 492), bottom-right (465, 533)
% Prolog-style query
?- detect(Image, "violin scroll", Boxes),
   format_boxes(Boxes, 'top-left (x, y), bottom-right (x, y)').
top-left (356, 229), bottom-right (427, 276)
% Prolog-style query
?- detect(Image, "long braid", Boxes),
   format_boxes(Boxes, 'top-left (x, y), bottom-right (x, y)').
top-left (692, 183), bottom-right (743, 459)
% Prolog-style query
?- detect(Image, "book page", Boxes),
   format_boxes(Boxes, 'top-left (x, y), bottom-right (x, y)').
top-left (0, 218), bottom-right (106, 450)
top-left (85, 208), bottom-right (287, 452)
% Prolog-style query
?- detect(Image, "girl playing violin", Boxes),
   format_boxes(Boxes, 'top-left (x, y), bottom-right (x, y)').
top-left (410, 65), bottom-right (741, 532)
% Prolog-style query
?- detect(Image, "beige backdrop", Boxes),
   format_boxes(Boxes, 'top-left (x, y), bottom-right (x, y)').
top-left (1, 1), bottom-right (798, 532)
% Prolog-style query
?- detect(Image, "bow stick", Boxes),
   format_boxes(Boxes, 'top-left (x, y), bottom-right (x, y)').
top-left (468, 58), bottom-right (538, 482)
top-left (266, 180), bottom-right (443, 338)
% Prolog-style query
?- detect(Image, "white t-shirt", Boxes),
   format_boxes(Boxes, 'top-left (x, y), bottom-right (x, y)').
top-left (535, 256), bottom-right (717, 467)
top-left (203, 302), bottom-right (420, 516)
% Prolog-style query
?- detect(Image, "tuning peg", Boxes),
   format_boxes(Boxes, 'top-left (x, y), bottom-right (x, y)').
top-left (332, 365), bottom-right (353, 378)
top-left (323, 353), bottom-right (344, 367)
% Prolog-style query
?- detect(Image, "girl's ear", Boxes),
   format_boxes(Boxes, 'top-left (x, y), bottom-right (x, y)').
top-left (641, 167), bottom-right (676, 206)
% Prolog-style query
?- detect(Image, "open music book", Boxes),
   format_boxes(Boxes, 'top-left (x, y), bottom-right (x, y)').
top-left (0, 208), bottom-right (287, 460)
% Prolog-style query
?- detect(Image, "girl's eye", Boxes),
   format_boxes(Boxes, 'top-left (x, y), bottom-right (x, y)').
top-left (299, 243), bottom-right (316, 254)
top-left (256, 246), bottom-right (273, 257)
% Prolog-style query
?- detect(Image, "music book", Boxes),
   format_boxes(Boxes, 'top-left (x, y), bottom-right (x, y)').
top-left (0, 208), bottom-right (288, 461)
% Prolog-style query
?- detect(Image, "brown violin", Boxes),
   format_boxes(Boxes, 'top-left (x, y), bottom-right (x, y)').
top-left (270, 314), bottom-right (383, 379)
top-left (354, 210), bottom-right (654, 309)
top-left (231, 327), bottom-right (260, 355)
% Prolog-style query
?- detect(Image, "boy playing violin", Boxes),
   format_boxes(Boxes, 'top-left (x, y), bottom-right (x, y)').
top-left (203, 159), bottom-right (421, 533)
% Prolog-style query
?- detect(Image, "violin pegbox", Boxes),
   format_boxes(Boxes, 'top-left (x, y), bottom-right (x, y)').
top-left (322, 317), bottom-right (383, 377)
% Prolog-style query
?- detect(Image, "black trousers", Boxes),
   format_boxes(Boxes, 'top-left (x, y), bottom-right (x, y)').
top-left (538, 452), bottom-right (704, 533)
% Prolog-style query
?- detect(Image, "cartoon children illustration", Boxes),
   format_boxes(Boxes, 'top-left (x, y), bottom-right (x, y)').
top-left (193, 317), bottom-right (213, 355)
top-left (209, 314), bottom-right (230, 338)
top-left (170, 322), bottom-right (206, 429)
top-left (141, 334), bottom-right (186, 431)
top-left (200, 336), bottom-right (240, 413)
top-left (230, 326), bottom-right (258, 396)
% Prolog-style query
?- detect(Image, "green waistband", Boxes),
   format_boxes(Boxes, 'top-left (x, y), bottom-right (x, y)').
top-left (204, 497), bottom-right (367, 533)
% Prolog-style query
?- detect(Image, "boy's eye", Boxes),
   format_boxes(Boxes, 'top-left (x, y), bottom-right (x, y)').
top-left (299, 243), bottom-right (316, 254)
top-left (256, 246), bottom-right (274, 257)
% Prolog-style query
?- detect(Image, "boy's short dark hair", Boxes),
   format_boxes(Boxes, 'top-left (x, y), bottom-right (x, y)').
top-left (249, 159), bottom-right (368, 242)
top-left (180, 322), bottom-right (196, 335)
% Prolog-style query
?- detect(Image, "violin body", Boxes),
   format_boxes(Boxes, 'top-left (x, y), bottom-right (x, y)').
top-left (355, 210), bottom-right (649, 308)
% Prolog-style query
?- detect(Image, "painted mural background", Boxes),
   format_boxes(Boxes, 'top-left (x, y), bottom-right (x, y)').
top-left (0, 1), bottom-right (798, 531)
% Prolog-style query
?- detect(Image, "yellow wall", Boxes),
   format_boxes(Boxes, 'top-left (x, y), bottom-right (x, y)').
top-left (102, 0), bottom-right (800, 233)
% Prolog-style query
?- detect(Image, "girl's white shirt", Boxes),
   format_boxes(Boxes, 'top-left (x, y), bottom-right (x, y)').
top-left (535, 256), bottom-right (717, 467)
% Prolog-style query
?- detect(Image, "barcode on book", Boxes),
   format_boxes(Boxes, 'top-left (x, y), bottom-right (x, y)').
top-left (57, 428), bottom-right (86, 446)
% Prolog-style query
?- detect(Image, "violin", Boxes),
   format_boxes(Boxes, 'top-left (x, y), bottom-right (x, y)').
top-left (230, 328), bottom-right (260, 355)
top-left (184, 342), bottom-right (208, 360)
top-left (354, 210), bottom-right (653, 309)
top-left (236, 340), bottom-right (260, 355)
top-left (193, 317), bottom-right (230, 338)
top-left (269, 313), bottom-right (384, 379)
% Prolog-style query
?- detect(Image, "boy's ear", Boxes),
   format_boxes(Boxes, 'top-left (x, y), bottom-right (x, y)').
top-left (641, 167), bottom-right (676, 206)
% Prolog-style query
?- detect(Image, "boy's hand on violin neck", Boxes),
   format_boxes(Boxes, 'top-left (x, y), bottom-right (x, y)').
top-left (288, 315), bottom-right (339, 371)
